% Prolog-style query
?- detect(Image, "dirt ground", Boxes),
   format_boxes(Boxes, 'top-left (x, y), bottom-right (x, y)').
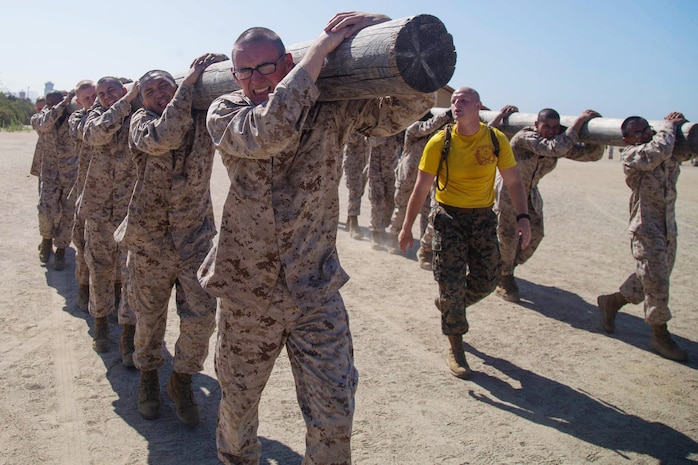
top-left (0, 129), bottom-right (696, 465)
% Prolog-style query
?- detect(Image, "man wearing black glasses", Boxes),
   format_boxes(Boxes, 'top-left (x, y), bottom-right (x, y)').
top-left (201, 11), bottom-right (432, 465)
top-left (597, 111), bottom-right (691, 362)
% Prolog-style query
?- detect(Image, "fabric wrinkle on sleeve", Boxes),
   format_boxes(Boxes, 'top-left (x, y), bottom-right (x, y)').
top-left (130, 85), bottom-right (194, 156)
top-left (207, 65), bottom-right (320, 161)
top-left (622, 122), bottom-right (676, 172)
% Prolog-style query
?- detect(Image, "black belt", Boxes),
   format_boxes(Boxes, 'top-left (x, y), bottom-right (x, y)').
top-left (438, 202), bottom-right (492, 214)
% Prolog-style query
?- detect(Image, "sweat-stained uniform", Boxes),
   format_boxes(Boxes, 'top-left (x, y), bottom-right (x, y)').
top-left (367, 131), bottom-right (403, 232)
top-left (389, 110), bottom-right (452, 239)
top-left (342, 132), bottom-right (369, 217)
top-left (201, 64), bottom-right (431, 465)
top-left (81, 97), bottom-right (136, 325)
top-left (421, 123), bottom-right (516, 335)
top-left (494, 126), bottom-right (604, 276)
top-left (118, 82), bottom-right (216, 374)
top-left (32, 99), bottom-right (78, 249)
top-left (67, 106), bottom-right (93, 287)
top-left (615, 121), bottom-right (691, 325)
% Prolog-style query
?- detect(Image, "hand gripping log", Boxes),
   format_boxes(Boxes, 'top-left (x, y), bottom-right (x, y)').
top-left (178, 14), bottom-right (456, 110)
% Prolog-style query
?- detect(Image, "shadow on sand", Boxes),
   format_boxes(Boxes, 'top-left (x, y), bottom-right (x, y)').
top-left (514, 277), bottom-right (697, 368)
top-left (465, 344), bottom-right (698, 463)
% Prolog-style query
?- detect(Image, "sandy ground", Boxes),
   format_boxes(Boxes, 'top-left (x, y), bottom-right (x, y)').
top-left (0, 129), bottom-right (696, 465)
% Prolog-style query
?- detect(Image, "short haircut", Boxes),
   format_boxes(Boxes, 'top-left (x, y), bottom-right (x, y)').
top-left (97, 76), bottom-right (123, 87)
top-left (75, 80), bottom-right (95, 91)
top-left (537, 108), bottom-right (560, 121)
top-left (621, 116), bottom-right (646, 137)
top-left (46, 90), bottom-right (64, 101)
top-left (233, 27), bottom-right (286, 58)
top-left (139, 70), bottom-right (177, 89)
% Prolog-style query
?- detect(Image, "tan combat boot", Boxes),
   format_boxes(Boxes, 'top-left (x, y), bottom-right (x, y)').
top-left (417, 247), bottom-right (433, 270)
top-left (495, 274), bottom-right (520, 303)
top-left (386, 233), bottom-right (401, 255)
top-left (597, 292), bottom-right (626, 334)
top-left (167, 372), bottom-right (200, 427)
top-left (447, 334), bottom-right (471, 379)
top-left (138, 369), bottom-right (161, 420)
top-left (38, 238), bottom-right (52, 264)
top-left (651, 324), bottom-right (688, 362)
top-left (370, 231), bottom-right (384, 250)
top-left (347, 215), bottom-right (362, 240)
top-left (77, 284), bottom-right (89, 312)
top-left (92, 316), bottom-right (110, 353)
top-left (54, 248), bottom-right (66, 271)
top-left (120, 324), bottom-right (136, 368)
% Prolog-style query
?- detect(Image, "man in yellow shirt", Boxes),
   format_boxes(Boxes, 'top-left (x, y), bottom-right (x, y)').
top-left (399, 87), bottom-right (531, 379)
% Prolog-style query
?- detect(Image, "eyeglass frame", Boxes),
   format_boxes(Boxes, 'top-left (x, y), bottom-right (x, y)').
top-left (231, 54), bottom-right (286, 80)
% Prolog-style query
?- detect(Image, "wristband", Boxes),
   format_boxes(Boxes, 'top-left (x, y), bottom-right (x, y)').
top-left (516, 213), bottom-right (531, 222)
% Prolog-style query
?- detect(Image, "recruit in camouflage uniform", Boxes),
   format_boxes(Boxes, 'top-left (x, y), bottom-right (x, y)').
top-left (342, 131), bottom-right (369, 239)
top-left (597, 113), bottom-right (691, 362)
top-left (367, 131), bottom-right (403, 249)
top-left (120, 58), bottom-right (223, 426)
top-left (32, 91), bottom-right (78, 271)
top-left (81, 78), bottom-right (137, 358)
top-left (494, 109), bottom-right (604, 302)
top-left (67, 81), bottom-right (98, 312)
top-left (200, 14), bottom-right (432, 464)
top-left (68, 107), bottom-right (92, 306)
top-left (387, 110), bottom-right (452, 262)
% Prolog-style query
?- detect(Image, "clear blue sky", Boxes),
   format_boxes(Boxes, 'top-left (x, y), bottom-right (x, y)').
top-left (1, 0), bottom-right (696, 120)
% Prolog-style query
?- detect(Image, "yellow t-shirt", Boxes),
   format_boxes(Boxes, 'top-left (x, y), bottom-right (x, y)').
top-left (419, 122), bottom-right (516, 208)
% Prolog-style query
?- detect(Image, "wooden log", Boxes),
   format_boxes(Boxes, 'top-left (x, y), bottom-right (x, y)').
top-left (177, 14), bottom-right (456, 110)
top-left (429, 109), bottom-right (698, 155)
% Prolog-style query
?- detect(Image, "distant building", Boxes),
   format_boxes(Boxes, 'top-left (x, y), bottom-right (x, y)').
top-left (19, 91), bottom-right (26, 100)
top-left (44, 81), bottom-right (54, 95)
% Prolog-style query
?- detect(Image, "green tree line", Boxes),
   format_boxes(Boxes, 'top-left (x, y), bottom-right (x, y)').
top-left (0, 93), bottom-right (35, 129)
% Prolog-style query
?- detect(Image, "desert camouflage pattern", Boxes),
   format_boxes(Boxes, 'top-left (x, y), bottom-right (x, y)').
top-left (495, 126), bottom-right (604, 275)
top-left (203, 64), bottom-right (431, 464)
top-left (120, 83), bottom-right (216, 372)
top-left (389, 110), bottom-right (452, 236)
top-left (433, 206), bottom-right (500, 335)
top-left (32, 99), bottom-right (78, 248)
top-left (81, 97), bottom-right (136, 324)
top-left (29, 112), bottom-right (45, 178)
top-left (617, 121), bottom-right (691, 325)
top-left (342, 132), bottom-right (369, 217)
top-left (367, 131), bottom-right (402, 231)
top-left (216, 280), bottom-right (357, 465)
top-left (67, 107), bottom-right (93, 285)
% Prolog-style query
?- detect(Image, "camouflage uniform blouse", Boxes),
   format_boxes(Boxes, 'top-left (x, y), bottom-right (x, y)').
top-left (80, 98), bottom-right (135, 223)
top-left (121, 84), bottom-right (216, 256)
top-left (201, 65), bottom-right (431, 310)
top-left (621, 121), bottom-right (692, 239)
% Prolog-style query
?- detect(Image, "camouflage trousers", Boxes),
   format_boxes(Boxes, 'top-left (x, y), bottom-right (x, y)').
top-left (388, 157), bottom-right (431, 237)
top-left (72, 212), bottom-right (89, 286)
top-left (432, 204), bottom-right (500, 336)
top-left (496, 197), bottom-right (544, 276)
top-left (84, 218), bottom-right (135, 324)
top-left (38, 174), bottom-right (75, 248)
top-left (127, 241), bottom-right (216, 373)
top-left (618, 233), bottom-right (676, 325)
top-left (368, 146), bottom-right (397, 231)
top-left (216, 277), bottom-right (358, 465)
top-left (343, 138), bottom-right (369, 217)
